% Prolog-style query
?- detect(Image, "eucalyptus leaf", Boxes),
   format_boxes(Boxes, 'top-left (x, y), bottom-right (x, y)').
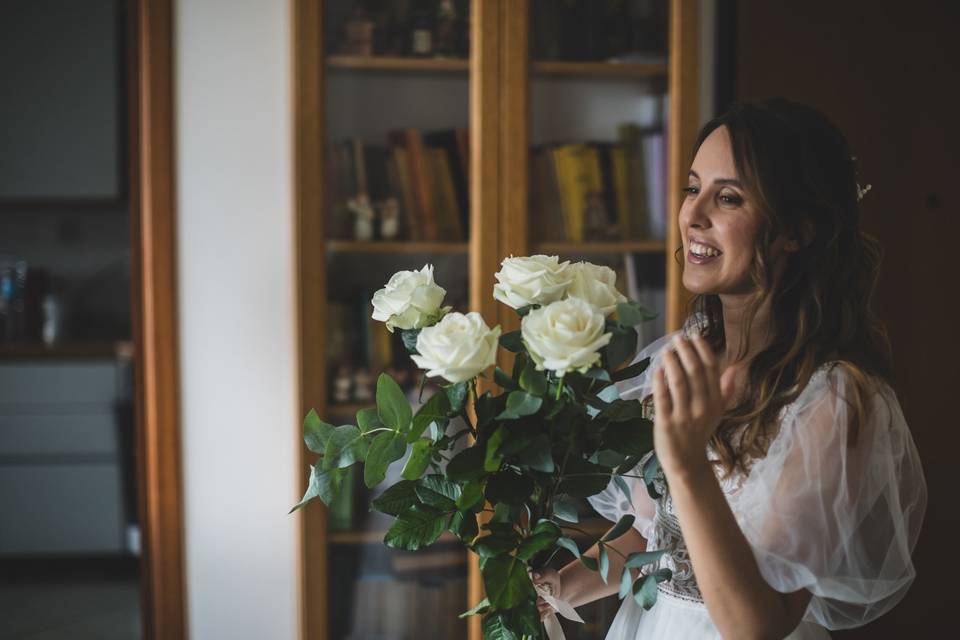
top-left (556, 536), bottom-right (580, 559)
top-left (643, 454), bottom-right (663, 500)
top-left (409, 391), bottom-right (450, 443)
top-left (496, 390), bottom-right (543, 420)
top-left (484, 426), bottom-right (506, 472)
top-left (603, 419), bottom-right (654, 457)
top-left (619, 567), bottom-right (634, 599)
top-left (580, 555), bottom-right (599, 571)
top-left (583, 367), bottom-right (611, 382)
top-left (482, 554), bottom-right (536, 609)
top-left (602, 399), bottom-right (647, 422)
top-left (519, 360), bottom-right (548, 396)
top-left (289, 463), bottom-right (341, 513)
top-left (364, 430), bottom-right (406, 487)
top-left (355, 407), bottom-right (384, 434)
top-left (603, 514), bottom-right (637, 542)
top-left (613, 475), bottom-right (632, 502)
top-left (370, 480), bottom-right (418, 516)
top-left (446, 445), bottom-right (487, 482)
top-left (383, 505), bottom-right (446, 551)
top-left (303, 410), bottom-right (335, 453)
top-left (598, 544), bottom-right (610, 583)
top-left (558, 458), bottom-right (611, 498)
top-left (624, 548), bottom-right (668, 570)
top-left (400, 328), bottom-right (421, 354)
top-left (401, 439), bottom-right (433, 481)
top-left (445, 382), bottom-right (469, 415)
top-left (632, 572), bottom-right (659, 610)
top-left (615, 301), bottom-right (645, 327)
top-left (322, 425), bottom-right (367, 471)
top-left (498, 330), bottom-right (524, 353)
top-left (513, 435), bottom-right (555, 472)
top-left (653, 567), bottom-right (673, 582)
top-left (475, 391), bottom-right (500, 428)
top-left (376, 373), bottom-right (413, 433)
top-left (552, 496), bottom-right (580, 523)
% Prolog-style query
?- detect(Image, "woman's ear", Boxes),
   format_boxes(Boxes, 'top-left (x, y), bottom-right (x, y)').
top-left (785, 219), bottom-right (816, 252)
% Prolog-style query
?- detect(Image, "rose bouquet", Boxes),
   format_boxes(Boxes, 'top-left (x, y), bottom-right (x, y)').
top-left (294, 257), bottom-right (672, 639)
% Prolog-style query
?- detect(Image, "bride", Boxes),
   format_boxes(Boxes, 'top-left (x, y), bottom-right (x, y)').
top-left (533, 100), bottom-right (927, 639)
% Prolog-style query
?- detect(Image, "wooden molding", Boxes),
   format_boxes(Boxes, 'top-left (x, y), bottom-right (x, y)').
top-left (133, 0), bottom-right (187, 637)
top-left (666, 0), bottom-right (701, 332)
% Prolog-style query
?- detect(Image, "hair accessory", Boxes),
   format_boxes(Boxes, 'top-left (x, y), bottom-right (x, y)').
top-left (856, 182), bottom-right (872, 202)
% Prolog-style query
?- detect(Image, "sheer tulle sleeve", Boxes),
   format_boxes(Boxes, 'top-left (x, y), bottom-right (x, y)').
top-left (732, 364), bottom-right (927, 630)
top-left (586, 327), bottom-right (691, 539)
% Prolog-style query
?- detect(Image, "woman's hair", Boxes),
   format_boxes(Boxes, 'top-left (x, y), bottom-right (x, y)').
top-left (685, 99), bottom-right (893, 477)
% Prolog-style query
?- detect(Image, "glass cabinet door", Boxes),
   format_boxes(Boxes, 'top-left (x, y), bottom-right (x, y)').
top-left (519, 2), bottom-right (671, 638)
top-left (316, 1), bottom-right (474, 639)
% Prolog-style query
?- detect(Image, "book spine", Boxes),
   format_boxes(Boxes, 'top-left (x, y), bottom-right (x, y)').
top-left (404, 129), bottom-right (438, 242)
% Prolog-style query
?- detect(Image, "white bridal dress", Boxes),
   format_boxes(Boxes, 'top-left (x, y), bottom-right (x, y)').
top-left (587, 321), bottom-right (927, 639)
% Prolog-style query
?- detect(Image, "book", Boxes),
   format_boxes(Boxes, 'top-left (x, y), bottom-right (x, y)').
top-left (427, 147), bottom-right (464, 241)
top-left (390, 129), bottom-right (438, 242)
top-left (390, 147), bottom-right (421, 241)
top-left (424, 129), bottom-right (470, 240)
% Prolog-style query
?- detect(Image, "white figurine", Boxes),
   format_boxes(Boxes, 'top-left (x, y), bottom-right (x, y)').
top-left (378, 197), bottom-right (401, 240)
top-left (347, 193), bottom-right (375, 241)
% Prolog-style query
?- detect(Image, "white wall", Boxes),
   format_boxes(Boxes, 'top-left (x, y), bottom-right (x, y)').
top-left (175, 1), bottom-right (299, 638)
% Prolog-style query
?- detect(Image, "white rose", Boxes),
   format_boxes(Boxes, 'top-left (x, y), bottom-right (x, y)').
top-left (411, 312), bottom-right (501, 384)
top-left (565, 261), bottom-right (627, 316)
top-left (521, 298), bottom-right (612, 376)
top-left (371, 264), bottom-right (449, 332)
top-left (493, 255), bottom-right (573, 310)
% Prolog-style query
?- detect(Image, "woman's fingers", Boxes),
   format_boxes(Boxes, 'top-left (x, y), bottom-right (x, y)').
top-left (672, 336), bottom-right (709, 409)
top-left (653, 364), bottom-right (672, 417)
top-left (689, 335), bottom-right (721, 403)
top-left (661, 347), bottom-right (689, 412)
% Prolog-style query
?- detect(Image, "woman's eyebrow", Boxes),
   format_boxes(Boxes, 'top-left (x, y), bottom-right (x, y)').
top-left (688, 170), bottom-right (742, 188)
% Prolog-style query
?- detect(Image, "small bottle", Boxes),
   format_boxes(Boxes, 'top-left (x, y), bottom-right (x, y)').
top-left (42, 293), bottom-right (60, 346)
top-left (409, 0), bottom-right (434, 57)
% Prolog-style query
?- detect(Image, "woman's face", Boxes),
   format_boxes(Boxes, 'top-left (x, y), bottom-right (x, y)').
top-left (678, 126), bottom-right (769, 296)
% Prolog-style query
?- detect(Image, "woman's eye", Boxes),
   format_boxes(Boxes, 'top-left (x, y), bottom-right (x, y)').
top-left (682, 186), bottom-right (699, 196)
top-left (719, 193), bottom-right (743, 206)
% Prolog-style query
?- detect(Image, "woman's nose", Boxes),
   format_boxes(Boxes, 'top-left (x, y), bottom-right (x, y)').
top-left (681, 193), bottom-right (711, 229)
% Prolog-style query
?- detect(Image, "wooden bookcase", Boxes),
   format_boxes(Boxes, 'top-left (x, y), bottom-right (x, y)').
top-left (294, 1), bottom-right (700, 638)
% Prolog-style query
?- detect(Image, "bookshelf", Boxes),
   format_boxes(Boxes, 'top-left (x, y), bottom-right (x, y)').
top-left (295, 1), bottom-right (700, 639)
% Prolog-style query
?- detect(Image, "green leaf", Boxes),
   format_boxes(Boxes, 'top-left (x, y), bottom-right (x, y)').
top-left (513, 435), bottom-right (555, 472)
top-left (484, 426), bottom-right (506, 472)
top-left (558, 458), bottom-right (612, 498)
top-left (447, 445), bottom-right (487, 482)
top-left (494, 367), bottom-right (519, 391)
top-left (643, 454), bottom-right (663, 499)
top-left (446, 381), bottom-right (469, 415)
top-left (473, 533), bottom-right (519, 560)
top-left (583, 367), bottom-right (611, 383)
top-left (598, 544), bottom-right (610, 583)
top-left (496, 390), bottom-right (543, 420)
top-left (653, 568), bottom-right (673, 583)
top-left (481, 613), bottom-right (519, 640)
top-left (615, 301), bottom-right (645, 327)
top-left (376, 373), bottom-right (412, 432)
top-left (556, 536), bottom-right (581, 559)
top-left (618, 567), bottom-right (634, 599)
top-left (516, 520), bottom-right (561, 561)
top-left (457, 480), bottom-right (485, 511)
top-left (632, 572), bottom-right (659, 610)
top-left (475, 391), bottom-right (500, 428)
top-left (580, 555), bottom-right (599, 571)
top-left (611, 357), bottom-right (651, 383)
top-left (400, 328), bottom-right (421, 354)
top-left (485, 470), bottom-right (534, 506)
top-left (364, 431), bottom-right (406, 487)
top-left (401, 438), bottom-right (433, 480)
top-left (289, 464), bottom-right (342, 513)
top-left (498, 330), bottom-right (523, 352)
top-left (613, 475), bottom-right (632, 502)
top-left (450, 509), bottom-right (479, 542)
top-left (482, 554), bottom-right (536, 609)
top-left (303, 410), bottom-right (335, 453)
top-left (355, 407), bottom-right (383, 434)
top-left (370, 480), bottom-right (418, 516)
top-left (603, 514), bottom-right (637, 542)
top-left (505, 600), bottom-right (542, 637)
top-left (322, 425), bottom-right (367, 470)
top-left (623, 548), bottom-right (668, 570)
top-left (602, 399), bottom-right (646, 422)
top-left (409, 391), bottom-right (450, 443)
top-left (383, 505), bottom-right (447, 551)
top-left (606, 326), bottom-right (638, 369)
top-left (603, 418), bottom-right (654, 457)
top-left (459, 597), bottom-right (491, 619)
top-left (519, 360), bottom-right (548, 396)
top-left (415, 474), bottom-right (461, 511)
top-left (552, 496), bottom-right (579, 523)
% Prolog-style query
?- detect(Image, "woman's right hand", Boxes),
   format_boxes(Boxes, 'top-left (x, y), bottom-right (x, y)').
top-left (532, 568), bottom-right (562, 619)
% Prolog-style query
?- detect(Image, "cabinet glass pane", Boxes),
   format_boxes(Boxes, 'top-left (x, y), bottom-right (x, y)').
top-left (527, 2), bottom-right (669, 638)
top-left (321, 2), bottom-right (472, 638)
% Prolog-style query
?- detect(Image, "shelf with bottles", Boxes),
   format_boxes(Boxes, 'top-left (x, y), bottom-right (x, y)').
top-left (326, 240), bottom-right (468, 254)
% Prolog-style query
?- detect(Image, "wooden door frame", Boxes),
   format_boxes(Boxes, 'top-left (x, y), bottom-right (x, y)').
top-left (131, 0), bottom-right (188, 637)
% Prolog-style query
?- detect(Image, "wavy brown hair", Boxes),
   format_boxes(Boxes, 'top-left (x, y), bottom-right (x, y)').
top-left (684, 100), bottom-right (893, 478)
